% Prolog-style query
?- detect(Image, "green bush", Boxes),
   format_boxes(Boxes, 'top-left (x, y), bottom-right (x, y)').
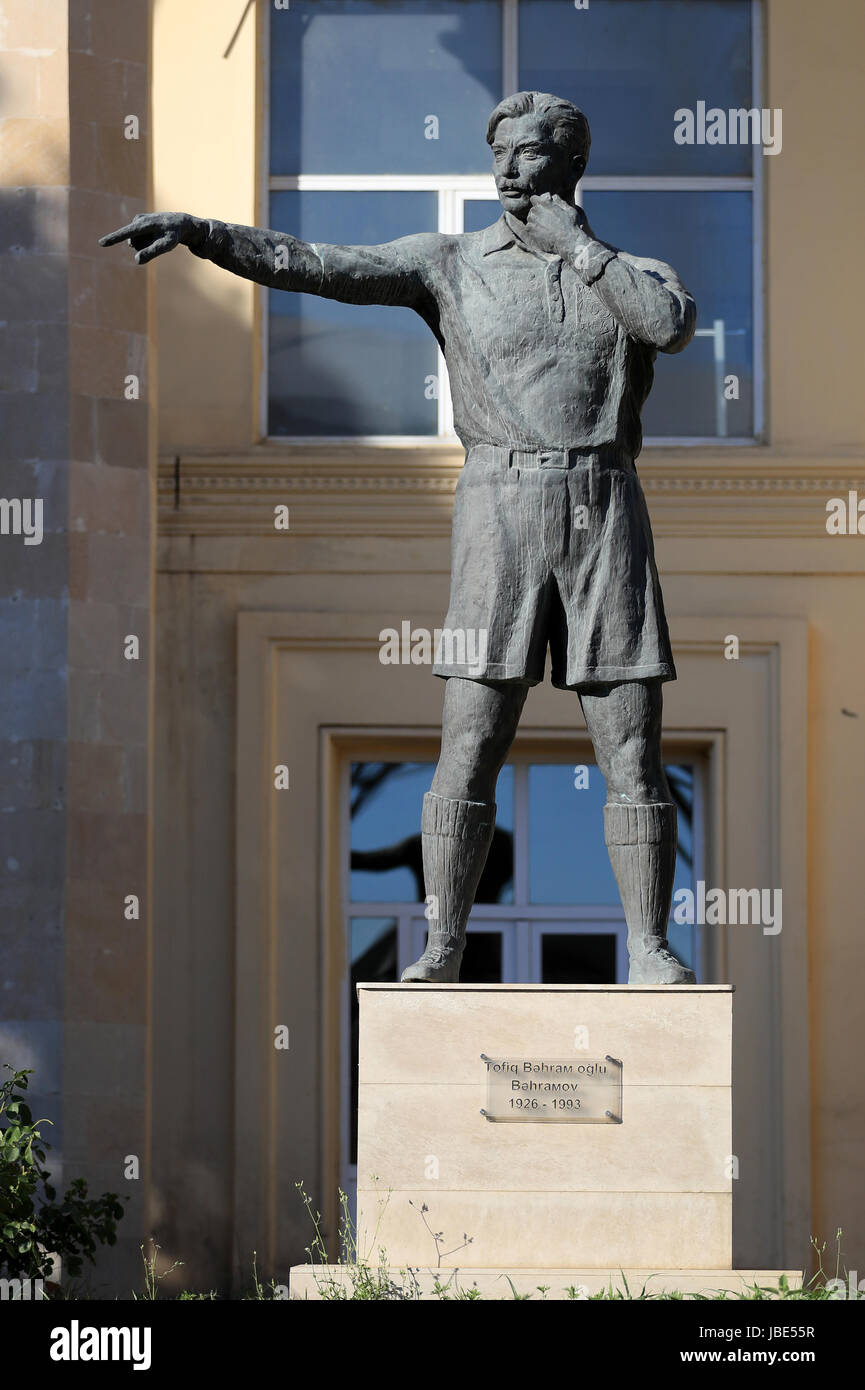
top-left (0, 1066), bottom-right (126, 1282)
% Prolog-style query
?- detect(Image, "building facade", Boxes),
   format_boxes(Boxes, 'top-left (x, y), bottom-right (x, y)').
top-left (1, 0), bottom-right (863, 1295)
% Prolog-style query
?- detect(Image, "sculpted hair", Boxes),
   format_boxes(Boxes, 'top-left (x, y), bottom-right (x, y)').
top-left (486, 91), bottom-right (591, 173)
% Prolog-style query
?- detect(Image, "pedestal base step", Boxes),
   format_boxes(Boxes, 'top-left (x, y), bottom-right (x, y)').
top-left (289, 1265), bottom-right (802, 1301)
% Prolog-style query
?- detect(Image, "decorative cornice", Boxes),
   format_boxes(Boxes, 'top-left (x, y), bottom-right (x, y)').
top-left (157, 447), bottom-right (865, 538)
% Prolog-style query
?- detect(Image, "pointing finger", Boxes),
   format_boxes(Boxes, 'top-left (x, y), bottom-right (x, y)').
top-left (99, 222), bottom-right (141, 247)
top-left (99, 213), bottom-right (165, 247)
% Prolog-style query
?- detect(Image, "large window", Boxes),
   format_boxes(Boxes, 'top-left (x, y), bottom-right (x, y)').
top-left (268, 0), bottom-right (761, 442)
top-left (342, 755), bottom-right (702, 1181)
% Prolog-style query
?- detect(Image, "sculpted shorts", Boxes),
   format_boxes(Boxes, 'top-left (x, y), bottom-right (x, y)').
top-left (432, 443), bottom-right (676, 691)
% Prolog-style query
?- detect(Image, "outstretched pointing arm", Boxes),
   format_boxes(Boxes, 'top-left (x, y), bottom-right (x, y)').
top-left (189, 217), bottom-right (324, 292)
top-left (99, 212), bottom-right (432, 309)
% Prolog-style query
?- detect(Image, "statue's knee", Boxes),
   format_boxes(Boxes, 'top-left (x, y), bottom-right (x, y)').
top-left (603, 740), bottom-right (667, 805)
top-left (434, 680), bottom-right (523, 801)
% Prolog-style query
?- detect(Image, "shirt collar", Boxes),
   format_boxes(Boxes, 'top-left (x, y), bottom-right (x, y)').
top-left (481, 210), bottom-right (556, 261)
top-left (481, 212), bottom-right (528, 256)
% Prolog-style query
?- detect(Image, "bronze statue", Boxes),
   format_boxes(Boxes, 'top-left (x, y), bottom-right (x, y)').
top-left (102, 92), bottom-right (697, 986)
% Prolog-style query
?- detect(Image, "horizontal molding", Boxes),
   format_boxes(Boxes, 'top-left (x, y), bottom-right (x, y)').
top-left (157, 448), bottom-right (865, 539)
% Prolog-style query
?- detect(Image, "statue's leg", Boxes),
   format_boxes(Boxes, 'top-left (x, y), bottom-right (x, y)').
top-left (401, 676), bottom-right (528, 984)
top-left (580, 677), bottom-right (695, 985)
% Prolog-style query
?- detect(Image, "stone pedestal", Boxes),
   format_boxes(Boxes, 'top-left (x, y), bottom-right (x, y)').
top-left (290, 984), bottom-right (801, 1299)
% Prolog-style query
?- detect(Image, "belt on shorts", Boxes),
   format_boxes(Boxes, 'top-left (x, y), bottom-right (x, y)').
top-left (467, 442), bottom-right (634, 505)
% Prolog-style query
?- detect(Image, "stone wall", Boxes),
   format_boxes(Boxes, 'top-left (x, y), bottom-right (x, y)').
top-left (0, 0), bottom-right (154, 1294)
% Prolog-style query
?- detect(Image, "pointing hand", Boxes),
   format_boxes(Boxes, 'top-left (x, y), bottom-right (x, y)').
top-left (99, 211), bottom-right (205, 264)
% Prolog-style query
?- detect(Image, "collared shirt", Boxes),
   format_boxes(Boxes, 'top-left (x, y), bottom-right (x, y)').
top-left (197, 211), bottom-right (696, 457)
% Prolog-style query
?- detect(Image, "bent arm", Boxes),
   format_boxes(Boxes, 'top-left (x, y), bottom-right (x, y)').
top-left (189, 218), bottom-right (432, 309)
top-left (568, 239), bottom-right (697, 354)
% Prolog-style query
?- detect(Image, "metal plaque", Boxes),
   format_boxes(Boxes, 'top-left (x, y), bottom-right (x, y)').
top-left (480, 1054), bottom-right (623, 1123)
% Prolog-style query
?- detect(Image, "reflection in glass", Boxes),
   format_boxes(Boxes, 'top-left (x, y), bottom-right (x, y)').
top-left (665, 765), bottom-right (696, 974)
top-left (518, 0), bottom-right (752, 176)
top-left (350, 762), bottom-right (514, 904)
top-left (584, 190), bottom-right (754, 438)
top-left (528, 762), bottom-right (696, 976)
top-left (529, 763), bottom-right (618, 906)
top-left (349, 917), bottom-right (397, 1160)
top-left (268, 191), bottom-right (438, 436)
top-left (541, 932), bottom-right (616, 985)
top-left (463, 199), bottom-right (501, 236)
top-left (529, 764), bottom-right (694, 896)
top-left (270, 0), bottom-right (501, 175)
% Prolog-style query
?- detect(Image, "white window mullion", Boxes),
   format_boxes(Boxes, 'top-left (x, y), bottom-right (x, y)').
top-left (272, 174), bottom-right (499, 192)
top-left (514, 763), bottom-right (529, 907)
top-left (503, 0), bottom-right (519, 96)
top-left (436, 187), bottom-right (461, 436)
top-left (516, 919), bottom-right (532, 982)
top-left (529, 920), bottom-right (542, 981)
top-left (499, 922), bottom-right (518, 982)
top-left (269, 173), bottom-right (750, 194)
top-left (615, 928), bottom-right (629, 984)
top-left (397, 911), bottom-right (415, 976)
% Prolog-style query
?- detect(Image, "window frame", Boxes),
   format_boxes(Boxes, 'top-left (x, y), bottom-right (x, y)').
top-left (261, 0), bottom-right (764, 445)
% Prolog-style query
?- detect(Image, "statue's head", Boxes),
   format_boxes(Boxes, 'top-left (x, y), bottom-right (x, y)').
top-left (486, 91), bottom-right (590, 221)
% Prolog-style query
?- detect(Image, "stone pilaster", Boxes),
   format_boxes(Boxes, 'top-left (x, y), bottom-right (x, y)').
top-left (0, 0), bottom-right (154, 1295)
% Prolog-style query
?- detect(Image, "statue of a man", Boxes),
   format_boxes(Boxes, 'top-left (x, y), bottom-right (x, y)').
top-left (103, 91), bottom-right (696, 986)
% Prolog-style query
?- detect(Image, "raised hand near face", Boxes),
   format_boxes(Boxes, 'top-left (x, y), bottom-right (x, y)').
top-left (524, 192), bottom-right (593, 260)
top-left (98, 211), bottom-right (206, 264)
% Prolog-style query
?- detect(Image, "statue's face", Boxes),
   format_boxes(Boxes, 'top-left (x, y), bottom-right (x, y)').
top-left (490, 112), bottom-right (578, 221)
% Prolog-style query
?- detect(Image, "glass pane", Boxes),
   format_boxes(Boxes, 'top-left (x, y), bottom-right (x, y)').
top-left (351, 762), bottom-right (434, 902)
top-left (666, 763), bottom-right (696, 974)
top-left (584, 189), bottom-right (754, 438)
top-left (482, 762), bottom-right (514, 905)
top-left (270, 0), bottom-right (502, 175)
top-left (541, 931), bottom-right (617, 985)
top-left (268, 191), bottom-right (438, 436)
top-left (518, 0), bottom-right (753, 176)
top-left (463, 198), bottom-right (500, 234)
top-left (350, 917), bottom-right (397, 1160)
top-left (528, 763), bottom-right (694, 910)
top-left (350, 760), bottom-right (515, 904)
top-left (461, 929), bottom-right (503, 983)
top-left (529, 763), bottom-right (616, 904)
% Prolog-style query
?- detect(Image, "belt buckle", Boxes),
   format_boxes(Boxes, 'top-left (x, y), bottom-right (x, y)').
top-left (538, 448), bottom-right (565, 470)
